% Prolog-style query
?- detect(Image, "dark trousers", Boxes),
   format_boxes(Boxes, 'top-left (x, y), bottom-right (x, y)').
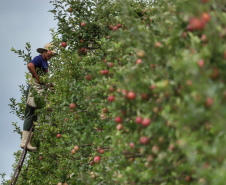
top-left (23, 86), bottom-right (37, 131)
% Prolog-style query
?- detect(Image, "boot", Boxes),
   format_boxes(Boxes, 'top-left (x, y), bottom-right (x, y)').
top-left (20, 131), bottom-right (37, 152)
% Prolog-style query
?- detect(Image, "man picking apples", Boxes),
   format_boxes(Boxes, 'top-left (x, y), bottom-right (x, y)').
top-left (20, 43), bottom-right (56, 152)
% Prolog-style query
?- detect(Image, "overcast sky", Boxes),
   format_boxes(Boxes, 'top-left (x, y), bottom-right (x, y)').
top-left (0, 0), bottom-right (57, 181)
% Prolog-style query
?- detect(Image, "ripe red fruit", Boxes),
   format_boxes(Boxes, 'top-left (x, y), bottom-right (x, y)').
top-left (127, 91), bottom-right (136, 100)
top-left (81, 22), bottom-right (86, 26)
top-left (100, 70), bottom-right (105, 74)
top-left (96, 128), bottom-right (103, 132)
top-left (94, 156), bottom-right (101, 163)
top-left (108, 95), bottom-right (114, 102)
top-left (188, 17), bottom-right (205, 31)
top-left (155, 42), bottom-right (161, 48)
top-left (39, 156), bottom-right (43, 160)
top-left (85, 75), bottom-right (91, 81)
top-left (71, 149), bottom-right (76, 154)
top-left (74, 145), bottom-right (79, 151)
top-left (113, 26), bottom-right (118, 31)
top-left (198, 59), bottom-right (205, 68)
top-left (202, 12), bottom-right (211, 22)
top-left (109, 86), bottom-right (114, 93)
top-left (100, 114), bottom-right (106, 120)
top-left (142, 118), bottom-right (151, 127)
top-left (116, 123), bottom-right (123, 130)
top-left (150, 84), bottom-right (156, 90)
top-left (141, 93), bottom-right (149, 100)
top-left (61, 42), bottom-right (67, 48)
top-left (108, 62), bottom-right (114, 67)
top-left (185, 176), bottom-right (191, 182)
top-left (152, 145), bottom-right (160, 154)
top-left (140, 136), bottom-right (149, 144)
top-left (135, 116), bottom-right (143, 124)
top-left (205, 97), bottom-right (214, 107)
top-left (115, 116), bottom-right (122, 123)
top-left (168, 144), bottom-right (175, 151)
top-left (109, 25), bottom-right (113, 30)
top-left (104, 70), bottom-right (109, 74)
top-left (129, 142), bottom-right (135, 148)
top-left (69, 103), bottom-right (76, 109)
top-left (136, 59), bottom-right (142, 64)
top-left (102, 107), bottom-right (108, 113)
top-left (57, 134), bottom-right (61, 138)
top-left (99, 149), bottom-right (105, 154)
top-left (117, 23), bottom-right (122, 28)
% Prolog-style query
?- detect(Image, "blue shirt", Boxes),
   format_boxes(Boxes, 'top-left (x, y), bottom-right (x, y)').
top-left (30, 55), bottom-right (48, 77)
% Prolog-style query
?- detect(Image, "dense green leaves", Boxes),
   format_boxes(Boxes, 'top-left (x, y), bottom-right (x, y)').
top-left (7, 0), bottom-right (226, 184)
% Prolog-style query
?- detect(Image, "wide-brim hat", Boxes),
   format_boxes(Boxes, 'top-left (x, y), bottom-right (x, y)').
top-left (37, 43), bottom-right (57, 55)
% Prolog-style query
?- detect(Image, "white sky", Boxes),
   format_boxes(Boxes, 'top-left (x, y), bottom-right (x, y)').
top-left (0, 0), bottom-right (57, 181)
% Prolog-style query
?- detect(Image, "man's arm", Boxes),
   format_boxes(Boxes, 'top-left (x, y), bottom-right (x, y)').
top-left (27, 62), bottom-right (40, 84)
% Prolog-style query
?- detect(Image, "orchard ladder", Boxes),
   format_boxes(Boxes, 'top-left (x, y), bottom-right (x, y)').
top-left (10, 125), bottom-right (34, 185)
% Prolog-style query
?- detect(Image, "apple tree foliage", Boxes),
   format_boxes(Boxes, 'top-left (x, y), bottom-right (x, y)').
top-left (6, 0), bottom-right (226, 184)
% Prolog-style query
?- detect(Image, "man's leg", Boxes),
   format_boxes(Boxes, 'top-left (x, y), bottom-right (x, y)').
top-left (20, 87), bottom-right (37, 152)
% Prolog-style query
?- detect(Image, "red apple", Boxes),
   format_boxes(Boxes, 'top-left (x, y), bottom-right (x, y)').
top-left (101, 114), bottom-right (107, 120)
top-left (136, 59), bottom-right (142, 64)
top-left (61, 42), bottom-right (67, 48)
top-left (205, 97), bottom-right (213, 107)
top-left (127, 91), bottom-right (136, 100)
top-left (116, 123), bottom-right (123, 130)
top-left (108, 62), bottom-right (114, 67)
top-left (150, 84), bottom-right (156, 90)
top-left (135, 116), bottom-right (143, 124)
top-left (81, 22), bottom-right (86, 26)
top-left (152, 145), bottom-right (160, 154)
top-left (71, 149), bottom-right (76, 154)
top-left (74, 145), bottom-right (79, 151)
top-left (94, 156), bottom-right (101, 163)
top-left (202, 12), bottom-right (211, 22)
top-left (113, 26), bottom-right (118, 31)
top-left (109, 86), bottom-right (114, 92)
top-left (142, 118), bottom-right (151, 127)
top-left (39, 156), bottom-right (43, 160)
top-left (69, 103), bottom-right (76, 109)
top-left (99, 149), bottom-right (105, 154)
top-left (117, 23), bottom-right (122, 28)
top-left (108, 95), bottom-right (114, 102)
top-left (109, 25), bottom-right (113, 30)
top-left (168, 144), bottom-right (175, 151)
top-left (102, 107), bottom-right (108, 113)
top-left (185, 176), bottom-right (191, 182)
top-left (155, 42), bottom-right (161, 48)
top-left (115, 116), bottom-right (122, 123)
top-left (57, 134), bottom-right (61, 138)
top-left (198, 59), bottom-right (205, 68)
top-left (129, 142), bottom-right (135, 148)
top-left (104, 70), bottom-right (109, 74)
top-left (140, 136), bottom-right (149, 144)
top-left (188, 17), bottom-right (205, 31)
top-left (85, 75), bottom-right (91, 81)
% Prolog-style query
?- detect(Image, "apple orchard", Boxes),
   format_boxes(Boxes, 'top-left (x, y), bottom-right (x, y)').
top-left (5, 0), bottom-right (226, 184)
